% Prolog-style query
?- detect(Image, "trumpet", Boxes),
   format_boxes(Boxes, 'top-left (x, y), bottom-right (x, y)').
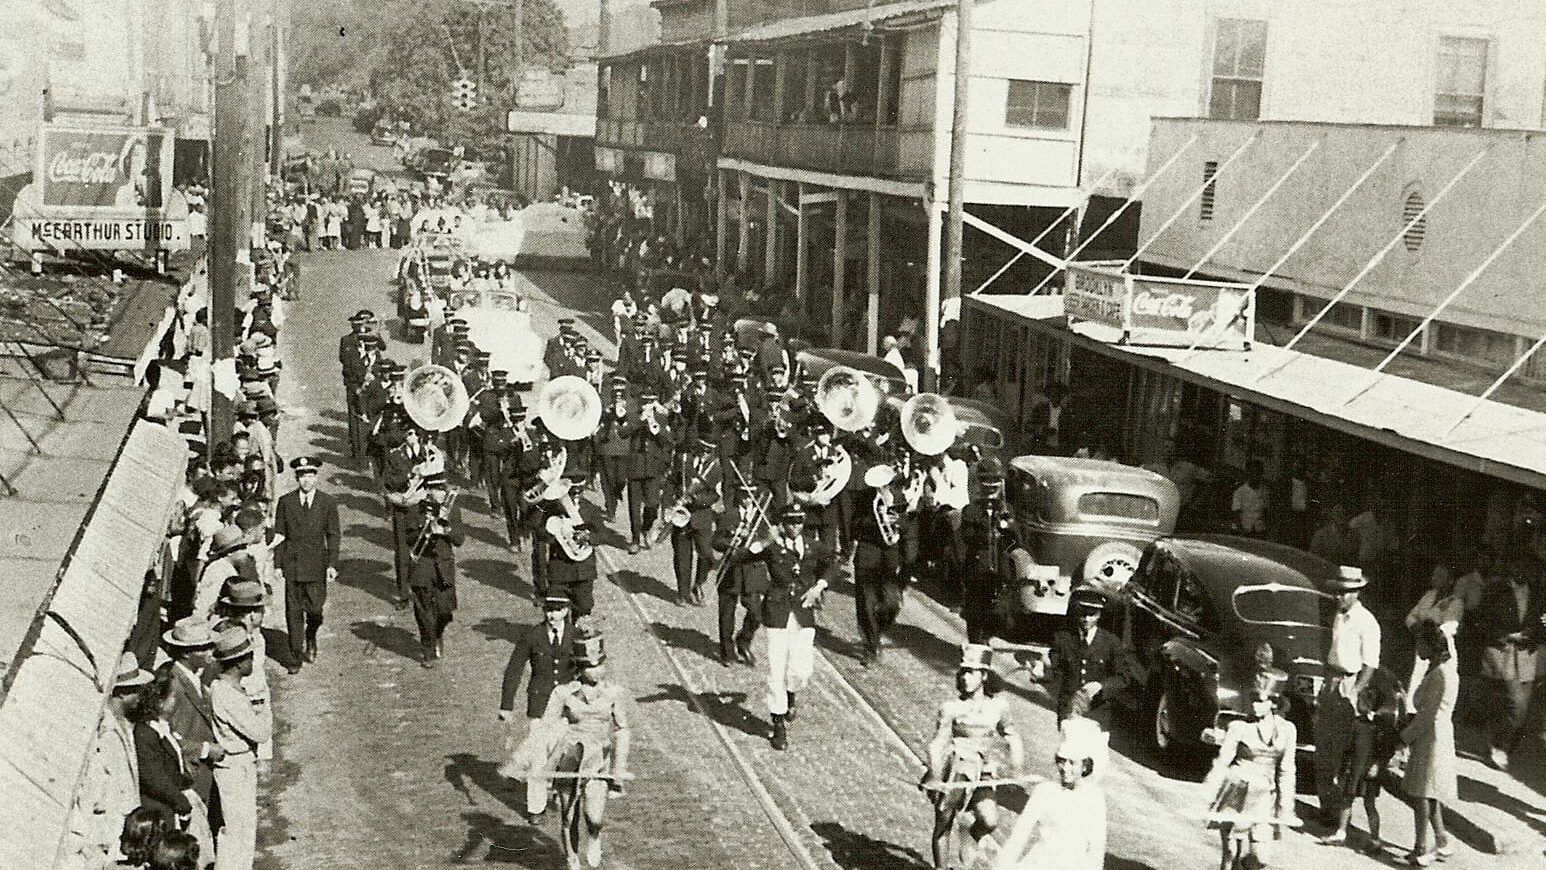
top-left (411, 488), bottom-right (460, 558)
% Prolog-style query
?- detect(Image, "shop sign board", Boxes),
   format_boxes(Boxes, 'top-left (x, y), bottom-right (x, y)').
top-left (642, 151), bottom-right (676, 183)
top-left (594, 146), bottom-right (621, 173)
top-left (14, 122), bottom-right (187, 252)
top-left (1064, 262), bottom-right (1254, 349)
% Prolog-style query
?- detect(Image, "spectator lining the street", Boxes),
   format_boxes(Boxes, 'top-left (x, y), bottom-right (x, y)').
top-left (1404, 558), bottom-right (1465, 713)
top-left (1230, 462), bottom-right (1268, 537)
top-left (1475, 553), bottom-right (1544, 771)
top-left (1400, 620), bottom-right (1459, 865)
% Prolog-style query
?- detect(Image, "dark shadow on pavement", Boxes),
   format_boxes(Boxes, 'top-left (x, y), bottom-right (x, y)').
top-left (809, 821), bottom-right (930, 870)
top-left (444, 752), bottom-right (522, 813)
top-left (349, 618), bottom-right (421, 663)
top-left (332, 556), bottom-right (396, 604)
top-left (1459, 773), bottom-right (1546, 841)
top-left (343, 520), bottom-right (396, 551)
top-left (453, 810), bottom-right (561, 867)
top-left (635, 682), bottom-right (766, 739)
top-left (261, 626), bottom-right (298, 669)
top-left (648, 621), bottom-right (719, 664)
top-left (472, 616), bottom-right (529, 646)
top-left (1106, 856), bottom-right (1162, 870)
top-left (611, 568), bottom-right (677, 606)
top-left (463, 557), bottom-right (535, 598)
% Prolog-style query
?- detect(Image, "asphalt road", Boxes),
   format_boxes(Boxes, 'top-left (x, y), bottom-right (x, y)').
top-left (250, 118), bottom-right (1543, 870)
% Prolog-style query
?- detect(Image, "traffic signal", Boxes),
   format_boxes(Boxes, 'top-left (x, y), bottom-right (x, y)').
top-left (452, 76), bottom-right (477, 112)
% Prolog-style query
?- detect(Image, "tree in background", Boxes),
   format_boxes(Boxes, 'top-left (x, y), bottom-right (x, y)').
top-left (290, 0), bottom-right (570, 145)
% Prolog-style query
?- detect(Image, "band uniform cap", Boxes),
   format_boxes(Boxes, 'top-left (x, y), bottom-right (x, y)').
top-left (976, 457), bottom-right (1006, 481)
top-left (389, 368), bottom-right (407, 382)
top-left (1072, 587), bottom-right (1107, 612)
top-left (1056, 716), bottom-right (1108, 763)
top-left (490, 370), bottom-right (508, 382)
top-left (637, 389), bottom-right (659, 401)
top-left (640, 333), bottom-right (657, 345)
top-left (220, 579), bottom-right (270, 610)
top-left (114, 652), bottom-right (154, 688)
top-left (864, 464), bottom-right (897, 488)
top-left (1332, 565), bottom-right (1367, 591)
top-left (572, 631), bottom-right (606, 667)
top-left (163, 616), bottom-right (216, 649)
top-left (213, 625), bottom-right (254, 662)
top-left (690, 366), bottom-right (708, 378)
top-left (543, 596), bottom-right (572, 611)
top-left (422, 471), bottom-right (450, 488)
top-left (373, 358), bottom-right (394, 372)
top-left (290, 456), bottom-right (321, 474)
top-left (448, 316), bottom-right (469, 327)
top-left (451, 321), bottom-right (471, 333)
top-left (695, 430), bottom-right (717, 447)
top-left (210, 526), bottom-right (247, 556)
top-left (720, 331), bottom-right (737, 345)
top-left (353, 309), bottom-right (376, 322)
top-left (586, 349), bottom-right (602, 361)
top-left (235, 400), bottom-right (260, 419)
top-left (700, 292), bottom-right (720, 306)
top-left (959, 643), bottom-right (994, 672)
top-left (736, 481), bottom-right (759, 495)
top-left (454, 340), bottom-right (473, 353)
top-left (779, 504), bottom-right (807, 524)
top-left (475, 349), bottom-right (493, 361)
top-left (240, 381), bottom-right (268, 397)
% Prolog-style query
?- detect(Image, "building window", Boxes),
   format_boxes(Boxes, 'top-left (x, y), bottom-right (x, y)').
top-left (1435, 322), bottom-right (1517, 366)
top-left (1402, 191), bottom-right (1427, 252)
top-left (1299, 297), bottom-right (1363, 333)
top-left (1005, 80), bottom-right (1072, 130)
top-left (1200, 161), bottom-right (1219, 221)
top-left (1372, 311), bottom-right (1420, 343)
top-left (750, 57), bottom-right (776, 122)
top-left (1209, 19), bottom-right (1267, 120)
top-left (1435, 36), bottom-right (1488, 127)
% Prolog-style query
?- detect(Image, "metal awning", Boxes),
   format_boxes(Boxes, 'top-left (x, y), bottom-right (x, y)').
top-left (727, 0), bottom-right (955, 44)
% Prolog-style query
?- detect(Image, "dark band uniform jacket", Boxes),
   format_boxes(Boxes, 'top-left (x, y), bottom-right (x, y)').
top-left (273, 489), bottom-right (341, 584)
top-left (743, 531), bottom-right (838, 629)
top-left (500, 616), bottom-right (579, 718)
top-left (536, 502), bottom-right (598, 588)
top-left (1047, 623), bottom-right (1139, 724)
top-left (410, 502), bottom-right (467, 590)
top-left (712, 507), bottom-right (772, 599)
top-left (667, 448), bottom-right (724, 531)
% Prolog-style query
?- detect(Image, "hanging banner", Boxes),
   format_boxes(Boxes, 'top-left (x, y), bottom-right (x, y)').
top-left (12, 122), bottom-right (188, 252)
top-left (1064, 262), bottom-right (1254, 349)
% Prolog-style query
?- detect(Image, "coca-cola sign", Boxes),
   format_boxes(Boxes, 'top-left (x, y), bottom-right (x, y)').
top-left (1064, 262), bottom-right (1255, 349)
top-left (38, 124), bottom-right (169, 210)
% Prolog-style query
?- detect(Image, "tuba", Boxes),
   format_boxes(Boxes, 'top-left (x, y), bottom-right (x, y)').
top-left (537, 375), bottom-right (603, 441)
top-left (545, 496), bottom-right (594, 561)
top-left (900, 393), bottom-right (959, 456)
top-left (816, 366), bottom-right (880, 432)
top-left (403, 364), bottom-right (471, 432)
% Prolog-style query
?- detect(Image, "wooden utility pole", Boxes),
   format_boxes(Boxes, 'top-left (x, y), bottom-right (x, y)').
top-left (936, 0), bottom-right (973, 392)
top-left (209, 0), bottom-right (248, 448)
top-left (248, 6), bottom-right (267, 248)
top-left (269, 0), bottom-right (286, 178)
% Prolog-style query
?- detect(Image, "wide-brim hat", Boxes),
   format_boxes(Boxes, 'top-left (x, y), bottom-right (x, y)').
top-left (213, 625), bottom-right (254, 662)
top-left (958, 643), bottom-right (994, 671)
top-left (113, 652), bottom-right (153, 689)
top-left (164, 616), bottom-right (216, 649)
top-left (1328, 565), bottom-right (1367, 592)
top-left (219, 579), bottom-right (270, 609)
top-left (210, 526), bottom-right (247, 557)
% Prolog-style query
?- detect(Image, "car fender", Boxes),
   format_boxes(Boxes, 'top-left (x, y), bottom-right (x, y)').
top-left (1156, 639), bottom-right (1221, 738)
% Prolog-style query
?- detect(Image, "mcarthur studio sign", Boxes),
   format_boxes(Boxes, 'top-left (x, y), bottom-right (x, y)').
top-left (1064, 261), bottom-right (1256, 349)
top-left (11, 123), bottom-right (191, 253)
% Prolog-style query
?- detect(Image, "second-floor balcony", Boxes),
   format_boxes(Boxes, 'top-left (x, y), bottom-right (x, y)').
top-left (595, 118), bottom-right (697, 153)
top-left (721, 119), bottom-right (904, 178)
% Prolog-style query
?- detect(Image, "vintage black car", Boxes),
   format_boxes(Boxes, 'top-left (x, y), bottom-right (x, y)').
top-left (1116, 535), bottom-right (1335, 755)
top-left (794, 347), bottom-right (911, 398)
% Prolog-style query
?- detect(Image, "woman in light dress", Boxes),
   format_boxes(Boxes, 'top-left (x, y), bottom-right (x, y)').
top-left (924, 644), bottom-right (1024, 870)
top-left (1399, 620), bottom-right (1458, 866)
top-left (502, 630), bottom-right (632, 870)
top-left (1201, 667), bottom-right (1299, 870)
top-left (992, 716), bottom-right (1107, 870)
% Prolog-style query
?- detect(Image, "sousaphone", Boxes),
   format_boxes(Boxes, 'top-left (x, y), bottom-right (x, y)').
top-left (537, 375), bottom-right (603, 440)
top-left (403, 364), bottom-right (471, 432)
top-left (900, 393), bottom-right (959, 456)
top-left (815, 365), bottom-right (880, 432)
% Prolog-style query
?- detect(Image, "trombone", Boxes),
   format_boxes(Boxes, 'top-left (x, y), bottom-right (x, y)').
top-left (411, 487), bottom-right (460, 558)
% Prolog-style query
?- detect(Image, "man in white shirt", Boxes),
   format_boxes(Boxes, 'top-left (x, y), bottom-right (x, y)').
top-left (1314, 566), bottom-right (1381, 844)
top-left (210, 625), bottom-right (271, 870)
top-left (1230, 462), bottom-right (1268, 536)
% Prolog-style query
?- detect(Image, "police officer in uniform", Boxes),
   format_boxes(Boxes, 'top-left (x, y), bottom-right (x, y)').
top-left (1047, 587), bottom-right (1138, 730)
top-left (498, 596), bottom-right (579, 821)
top-left (272, 457), bottom-right (340, 673)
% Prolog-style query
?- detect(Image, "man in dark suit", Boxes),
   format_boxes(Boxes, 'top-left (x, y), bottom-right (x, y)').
top-left (1476, 553), bottom-right (1546, 770)
top-left (498, 596), bottom-right (579, 820)
top-left (409, 473), bottom-right (466, 667)
top-left (338, 311), bottom-right (376, 456)
top-left (161, 617), bottom-right (225, 808)
top-left (748, 504), bottom-right (838, 750)
top-left (665, 427), bottom-right (723, 605)
top-left (1047, 587), bottom-right (1138, 730)
top-left (711, 482), bottom-right (771, 667)
top-left (273, 456), bottom-right (341, 673)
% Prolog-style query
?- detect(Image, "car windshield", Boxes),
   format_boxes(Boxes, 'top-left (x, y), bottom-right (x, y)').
top-left (1232, 583), bottom-right (1327, 629)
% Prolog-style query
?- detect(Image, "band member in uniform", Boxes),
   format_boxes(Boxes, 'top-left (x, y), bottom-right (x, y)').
top-left (788, 416), bottom-right (844, 548)
top-left (751, 504), bottom-right (836, 750)
top-left (711, 482), bottom-right (771, 667)
top-left (353, 356), bottom-right (391, 465)
top-left (676, 365), bottom-right (711, 435)
top-left (593, 376), bottom-right (635, 523)
top-left (384, 427), bottom-right (444, 608)
top-left (499, 596), bottom-right (579, 822)
top-left (664, 425), bottom-right (722, 606)
top-left (339, 310), bottom-right (376, 452)
top-left (958, 458), bottom-right (1027, 643)
top-left (1047, 587), bottom-right (1138, 730)
top-left (923, 644), bottom-right (1024, 870)
top-left (754, 389), bottom-right (797, 507)
top-left (625, 390), bottom-right (674, 554)
top-left (409, 472), bottom-right (464, 667)
top-left (272, 457), bottom-right (340, 674)
top-left (368, 365), bottom-right (413, 477)
top-left (479, 385), bottom-right (520, 517)
top-left (852, 464), bottom-right (909, 666)
top-left (536, 479), bottom-right (598, 617)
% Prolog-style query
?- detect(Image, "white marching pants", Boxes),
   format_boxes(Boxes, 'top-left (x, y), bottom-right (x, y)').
top-left (765, 617), bottom-right (816, 715)
top-left (213, 753), bottom-right (258, 870)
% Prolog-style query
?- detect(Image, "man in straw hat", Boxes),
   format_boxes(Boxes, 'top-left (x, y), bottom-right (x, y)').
top-left (923, 643), bottom-right (1023, 870)
top-left (992, 717), bottom-right (1108, 870)
top-left (273, 456), bottom-right (341, 673)
top-left (162, 617), bottom-right (225, 810)
top-left (1047, 587), bottom-right (1138, 731)
top-left (216, 579), bottom-right (275, 761)
top-left (1315, 565), bottom-right (1382, 845)
top-left (192, 526), bottom-right (251, 625)
top-left (71, 652), bottom-right (153, 866)
top-left (208, 624), bottom-right (271, 870)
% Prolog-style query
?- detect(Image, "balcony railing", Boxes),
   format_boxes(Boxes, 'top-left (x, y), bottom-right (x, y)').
top-left (595, 118), bottom-right (696, 153)
top-left (722, 119), bottom-right (904, 178)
